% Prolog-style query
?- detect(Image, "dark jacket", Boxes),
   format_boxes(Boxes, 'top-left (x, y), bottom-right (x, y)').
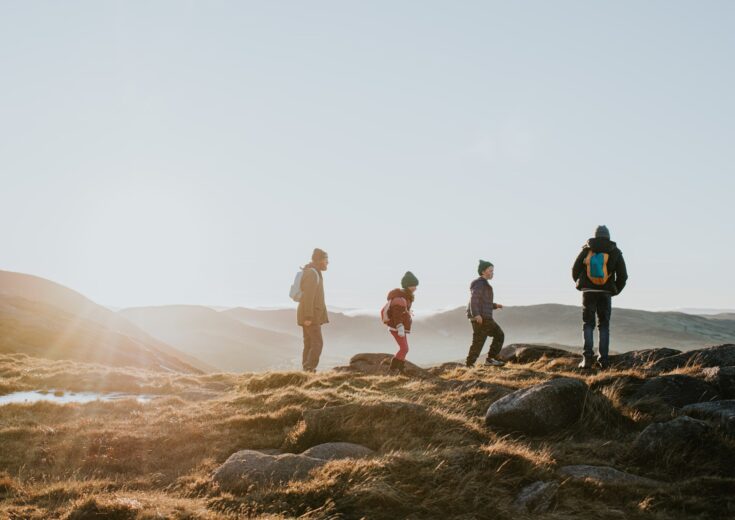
top-left (296, 264), bottom-right (329, 326)
top-left (572, 237), bottom-right (628, 295)
top-left (386, 288), bottom-right (413, 332)
top-left (466, 277), bottom-right (498, 320)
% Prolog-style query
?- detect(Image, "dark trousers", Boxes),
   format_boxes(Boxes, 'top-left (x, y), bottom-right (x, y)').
top-left (302, 324), bottom-right (323, 371)
top-left (582, 292), bottom-right (612, 361)
top-left (466, 318), bottom-right (505, 366)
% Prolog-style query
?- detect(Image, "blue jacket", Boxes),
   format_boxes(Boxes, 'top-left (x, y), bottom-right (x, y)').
top-left (466, 277), bottom-right (498, 320)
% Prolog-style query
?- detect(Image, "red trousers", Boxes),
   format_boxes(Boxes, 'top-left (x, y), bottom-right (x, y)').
top-left (390, 330), bottom-right (409, 361)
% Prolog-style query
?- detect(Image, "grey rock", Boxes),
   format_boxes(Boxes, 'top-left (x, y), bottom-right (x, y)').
top-left (651, 344), bottom-right (735, 372)
top-left (681, 400), bottom-right (735, 436)
top-left (213, 450), bottom-right (325, 492)
top-left (345, 353), bottom-right (432, 378)
top-left (513, 481), bottom-right (559, 513)
top-left (702, 366), bottom-right (735, 398)
top-left (632, 416), bottom-right (713, 457)
top-left (485, 377), bottom-right (588, 435)
top-left (301, 442), bottom-right (375, 460)
top-left (498, 344), bottom-right (576, 364)
top-left (626, 374), bottom-right (719, 410)
top-left (558, 465), bottom-right (660, 487)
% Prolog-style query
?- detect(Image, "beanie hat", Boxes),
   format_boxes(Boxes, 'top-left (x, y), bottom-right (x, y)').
top-left (401, 271), bottom-right (419, 289)
top-left (312, 248), bottom-right (328, 262)
top-left (478, 260), bottom-right (494, 275)
top-left (595, 226), bottom-right (610, 239)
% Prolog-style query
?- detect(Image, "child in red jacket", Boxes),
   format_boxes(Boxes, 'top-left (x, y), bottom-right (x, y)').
top-left (383, 271), bottom-right (418, 374)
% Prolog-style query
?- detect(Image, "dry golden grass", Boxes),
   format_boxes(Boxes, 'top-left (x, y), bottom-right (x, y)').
top-left (1, 352), bottom-right (733, 519)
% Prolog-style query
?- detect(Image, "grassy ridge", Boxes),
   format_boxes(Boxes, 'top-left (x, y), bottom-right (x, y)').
top-left (0, 353), bottom-right (733, 519)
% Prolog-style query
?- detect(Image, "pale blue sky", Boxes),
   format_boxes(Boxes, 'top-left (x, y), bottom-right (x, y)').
top-left (1, 1), bottom-right (733, 311)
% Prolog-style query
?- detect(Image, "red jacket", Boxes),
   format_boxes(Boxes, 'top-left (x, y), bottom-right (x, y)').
top-left (386, 288), bottom-right (413, 332)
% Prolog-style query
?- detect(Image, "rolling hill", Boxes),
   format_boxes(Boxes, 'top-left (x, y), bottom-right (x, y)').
top-left (0, 270), bottom-right (206, 373)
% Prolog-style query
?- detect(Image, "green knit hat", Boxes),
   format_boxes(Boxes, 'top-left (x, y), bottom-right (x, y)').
top-left (478, 260), bottom-right (494, 275)
top-left (401, 271), bottom-right (419, 289)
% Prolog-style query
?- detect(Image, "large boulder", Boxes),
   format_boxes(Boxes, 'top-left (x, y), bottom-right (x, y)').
top-left (630, 416), bottom-right (735, 476)
top-left (558, 465), bottom-right (660, 487)
top-left (344, 353), bottom-right (432, 378)
top-left (498, 344), bottom-right (576, 364)
top-left (485, 377), bottom-right (588, 435)
top-left (702, 366), bottom-right (735, 399)
top-left (608, 348), bottom-right (682, 370)
top-left (301, 442), bottom-right (375, 460)
top-left (650, 344), bottom-right (735, 372)
top-left (213, 451), bottom-right (326, 492)
top-left (681, 400), bottom-right (735, 437)
top-left (513, 481), bottom-right (559, 513)
top-left (625, 374), bottom-right (719, 411)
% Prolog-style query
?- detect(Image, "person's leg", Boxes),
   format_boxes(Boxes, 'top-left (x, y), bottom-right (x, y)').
top-left (597, 294), bottom-right (612, 365)
top-left (582, 293), bottom-right (596, 360)
top-left (485, 319), bottom-right (505, 361)
top-left (304, 324), bottom-right (323, 372)
top-left (390, 330), bottom-right (409, 361)
top-left (466, 320), bottom-right (488, 366)
top-left (301, 325), bottom-right (312, 371)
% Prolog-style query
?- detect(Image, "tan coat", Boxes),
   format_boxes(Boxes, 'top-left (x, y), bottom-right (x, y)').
top-left (297, 266), bottom-right (329, 326)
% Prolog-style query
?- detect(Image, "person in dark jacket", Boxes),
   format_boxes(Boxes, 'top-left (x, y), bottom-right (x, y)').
top-left (297, 248), bottom-right (329, 372)
top-left (384, 271), bottom-right (419, 375)
top-left (466, 260), bottom-right (505, 367)
top-left (572, 226), bottom-right (628, 369)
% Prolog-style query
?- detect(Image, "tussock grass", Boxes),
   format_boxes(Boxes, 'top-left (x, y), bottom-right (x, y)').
top-left (1, 352), bottom-right (733, 519)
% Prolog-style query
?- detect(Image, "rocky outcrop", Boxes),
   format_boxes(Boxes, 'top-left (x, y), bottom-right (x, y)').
top-left (301, 442), bottom-right (375, 460)
top-left (681, 400), bottom-right (735, 437)
top-left (607, 348), bottom-right (682, 370)
top-left (702, 366), bottom-right (735, 399)
top-left (498, 344), bottom-right (576, 364)
top-left (343, 353), bottom-right (432, 378)
top-left (625, 374), bottom-right (719, 410)
top-left (650, 344), bottom-right (735, 372)
top-left (485, 377), bottom-right (588, 435)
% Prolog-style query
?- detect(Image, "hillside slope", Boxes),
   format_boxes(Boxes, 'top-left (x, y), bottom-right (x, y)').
top-left (0, 270), bottom-right (206, 373)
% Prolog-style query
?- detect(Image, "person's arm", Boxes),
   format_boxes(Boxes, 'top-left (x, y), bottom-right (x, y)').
top-left (615, 253), bottom-right (628, 295)
top-left (389, 296), bottom-right (408, 336)
top-left (301, 269), bottom-right (318, 324)
top-left (470, 285), bottom-right (482, 318)
top-left (572, 249), bottom-right (586, 282)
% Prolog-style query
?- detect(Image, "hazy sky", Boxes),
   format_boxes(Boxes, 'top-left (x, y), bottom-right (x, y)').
top-left (1, 1), bottom-right (733, 312)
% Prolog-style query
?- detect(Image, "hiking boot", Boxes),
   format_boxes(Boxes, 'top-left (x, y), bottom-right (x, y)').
top-left (596, 358), bottom-right (611, 370)
top-left (578, 356), bottom-right (595, 370)
top-left (396, 359), bottom-right (407, 375)
top-left (388, 357), bottom-right (400, 375)
top-left (485, 358), bottom-right (506, 367)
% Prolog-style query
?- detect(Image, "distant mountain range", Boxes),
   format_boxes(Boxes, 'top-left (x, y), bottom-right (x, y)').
top-left (2, 269), bottom-right (734, 373)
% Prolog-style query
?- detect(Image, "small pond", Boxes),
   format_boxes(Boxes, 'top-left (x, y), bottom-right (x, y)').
top-left (0, 390), bottom-right (155, 406)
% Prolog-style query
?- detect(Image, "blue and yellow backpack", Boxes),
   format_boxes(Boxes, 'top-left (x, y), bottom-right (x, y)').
top-left (584, 251), bottom-right (611, 286)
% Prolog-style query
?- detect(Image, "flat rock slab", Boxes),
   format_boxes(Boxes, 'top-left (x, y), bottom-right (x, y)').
top-left (558, 465), bottom-right (660, 487)
top-left (213, 451), bottom-right (326, 492)
top-left (498, 344), bottom-right (576, 364)
top-left (301, 442), bottom-right (375, 460)
top-left (513, 481), bottom-right (559, 513)
top-left (485, 377), bottom-right (588, 435)
top-left (213, 442), bottom-right (375, 492)
top-left (345, 353), bottom-right (432, 379)
top-left (681, 400), bottom-right (735, 436)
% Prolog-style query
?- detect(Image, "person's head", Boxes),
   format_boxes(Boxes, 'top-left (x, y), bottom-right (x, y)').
top-left (478, 260), bottom-right (494, 280)
top-left (311, 248), bottom-right (329, 271)
top-left (401, 271), bottom-right (419, 294)
top-left (595, 225), bottom-right (611, 240)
